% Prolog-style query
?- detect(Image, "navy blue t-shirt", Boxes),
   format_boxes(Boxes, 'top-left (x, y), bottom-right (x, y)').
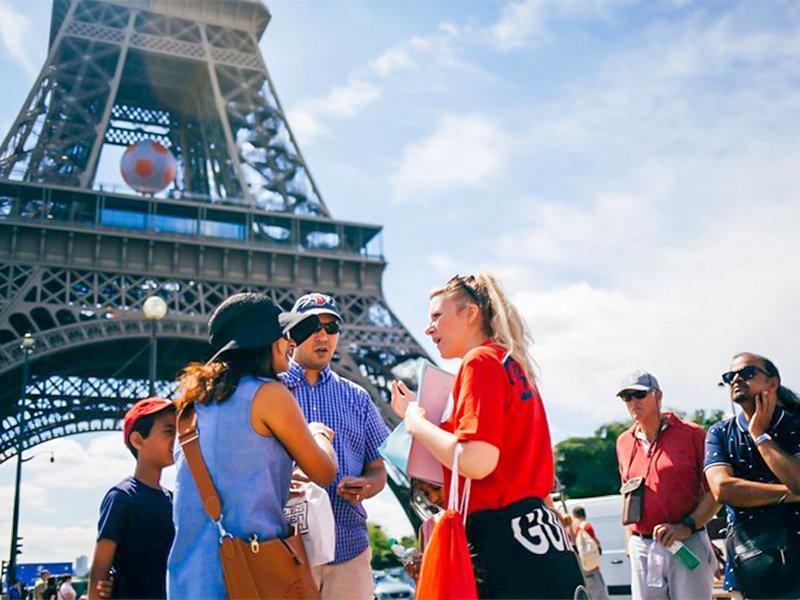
top-left (704, 407), bottom-right (800, 591)
top-left (97, 477), bottom-right (174, 599)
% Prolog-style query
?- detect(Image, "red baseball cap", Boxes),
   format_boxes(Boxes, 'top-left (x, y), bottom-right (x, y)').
top-left (123, 397), bottom-right (175, 445)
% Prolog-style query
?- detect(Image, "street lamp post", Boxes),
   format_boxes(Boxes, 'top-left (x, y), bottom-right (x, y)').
top-left (143, 295), bottom-right (168, 396)
top-left (6, 332), bottom-right (36, 589)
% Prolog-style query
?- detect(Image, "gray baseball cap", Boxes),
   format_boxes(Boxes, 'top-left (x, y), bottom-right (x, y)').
top-left (617, 370), bottom-right (660, 396)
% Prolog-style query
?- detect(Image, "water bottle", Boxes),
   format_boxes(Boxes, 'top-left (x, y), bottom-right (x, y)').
top-left (667, 540), bottom-right (700, 570)
top-left (390, 540), bottom-right (421, 566)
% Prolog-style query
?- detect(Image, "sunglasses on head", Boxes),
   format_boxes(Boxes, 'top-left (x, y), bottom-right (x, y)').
top-left (619, 390), bottom-right (650, 402)
top-left (721, 365), bottom-right (768, 385)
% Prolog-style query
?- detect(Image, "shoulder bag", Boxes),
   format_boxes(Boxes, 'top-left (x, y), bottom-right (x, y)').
top-left (725, 507), bottom-right (800, 600)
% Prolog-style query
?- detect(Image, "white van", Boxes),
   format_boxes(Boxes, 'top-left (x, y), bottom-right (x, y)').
top-left (563, 495), bottom-right (631, 599)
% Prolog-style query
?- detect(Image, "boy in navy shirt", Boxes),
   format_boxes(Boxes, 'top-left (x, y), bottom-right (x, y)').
top-left (89, 398), bottom-right (176, 599)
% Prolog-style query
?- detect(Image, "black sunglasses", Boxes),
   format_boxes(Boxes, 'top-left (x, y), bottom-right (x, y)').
top-left (321, 321), bottom-right (341, 335)
top-left (619, 390), bottom-right (650, 402)
top-left (721, 365), bottom-right (769, 385)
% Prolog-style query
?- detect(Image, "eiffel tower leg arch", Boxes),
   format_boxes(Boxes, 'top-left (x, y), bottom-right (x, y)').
top-left (0, 0), bottom-right (430, 533)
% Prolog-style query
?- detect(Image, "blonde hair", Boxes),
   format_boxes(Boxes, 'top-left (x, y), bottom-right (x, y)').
top-left (430, 272), bottom-right (536, 384)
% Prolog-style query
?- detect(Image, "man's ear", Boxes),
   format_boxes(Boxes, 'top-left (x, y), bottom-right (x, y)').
top-left (655, 390), bottom-right (663, 404)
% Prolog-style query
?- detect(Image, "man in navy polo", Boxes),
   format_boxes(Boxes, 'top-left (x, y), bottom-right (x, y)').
top-left (705, 352), bottom-right (800, 596)
top-left (282, 293), bottom-right (389, 600)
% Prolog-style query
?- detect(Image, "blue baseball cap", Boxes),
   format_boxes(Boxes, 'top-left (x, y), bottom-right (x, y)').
top-left (292, 292), bottom-right (342, 322)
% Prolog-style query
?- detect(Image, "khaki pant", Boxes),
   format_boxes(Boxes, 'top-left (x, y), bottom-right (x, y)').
top-left (312, 547), bottom-right (373, 600)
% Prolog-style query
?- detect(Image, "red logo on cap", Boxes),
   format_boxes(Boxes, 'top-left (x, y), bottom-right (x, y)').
top-left (314, 295), bottom-right (326, 305)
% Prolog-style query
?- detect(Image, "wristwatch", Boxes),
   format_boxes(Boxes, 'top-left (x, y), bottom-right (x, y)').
top-left (681, 515), bottom-right (698, 534)
top-left (753, 432), bottom-right (773, 446)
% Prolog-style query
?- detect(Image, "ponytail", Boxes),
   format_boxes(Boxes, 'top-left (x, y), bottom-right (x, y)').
top-left (431, 272), bottom-right (537, 384)
top-left (176, 347), bottom-right (274, 410)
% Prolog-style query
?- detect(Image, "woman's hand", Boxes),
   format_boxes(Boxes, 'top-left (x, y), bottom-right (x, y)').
top-left (390, 379), bottom-right (417, 418)
top-left (404, 402), bottom-right (427, 435)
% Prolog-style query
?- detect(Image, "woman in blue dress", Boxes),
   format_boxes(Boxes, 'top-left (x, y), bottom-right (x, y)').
top-left (167, 293), bottom-right (338, 598)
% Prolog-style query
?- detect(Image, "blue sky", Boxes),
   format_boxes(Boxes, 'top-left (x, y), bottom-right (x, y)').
top-left (3, 0), bottom-right (800, 563)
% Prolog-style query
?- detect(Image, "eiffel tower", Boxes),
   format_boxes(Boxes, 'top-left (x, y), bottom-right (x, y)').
top-left (0, 0), bottom-right (427, 512)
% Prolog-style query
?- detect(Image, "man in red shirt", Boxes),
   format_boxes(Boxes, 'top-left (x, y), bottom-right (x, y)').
top-left (615, 370), bottom-right (719, 599)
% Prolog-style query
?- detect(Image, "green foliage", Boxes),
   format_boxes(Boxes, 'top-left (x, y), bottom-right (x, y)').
top-left (668, 408), bottom-right (726, 430)
top-left (368, 522), bottom-right (416, 569)
top-left (554, 420), bottom-right (629, 499)
top-left (555, 409), bottom-right (727, 499)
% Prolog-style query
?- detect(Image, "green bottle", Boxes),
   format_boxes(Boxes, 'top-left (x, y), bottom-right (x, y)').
top-left (667, 541), bottom-right (700, 570)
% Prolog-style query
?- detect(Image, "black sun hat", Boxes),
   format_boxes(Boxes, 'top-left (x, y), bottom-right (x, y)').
top-left (207, 293), bottom-right (316, 363)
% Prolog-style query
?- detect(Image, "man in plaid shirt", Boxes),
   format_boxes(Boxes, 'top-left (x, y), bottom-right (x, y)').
top-left (282, 293), bottom-right (389, 600)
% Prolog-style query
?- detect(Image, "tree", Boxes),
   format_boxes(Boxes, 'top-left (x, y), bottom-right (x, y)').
top-left (669, 408), bottom-right (725, 430)
top-left (554, 420), bottom-right (629, 499)
top-left (554, 409), bottom-right (727, 499)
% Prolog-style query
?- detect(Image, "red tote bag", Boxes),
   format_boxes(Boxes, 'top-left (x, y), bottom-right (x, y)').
top-left (416, 444), bottom-right (478, 600)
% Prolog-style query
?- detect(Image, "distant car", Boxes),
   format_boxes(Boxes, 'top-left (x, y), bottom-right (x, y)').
top-left (373, 570), bottom-right (414, 600)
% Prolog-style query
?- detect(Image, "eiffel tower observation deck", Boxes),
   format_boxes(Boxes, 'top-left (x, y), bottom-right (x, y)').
top-left (0, 0), bottom-right (428, 479)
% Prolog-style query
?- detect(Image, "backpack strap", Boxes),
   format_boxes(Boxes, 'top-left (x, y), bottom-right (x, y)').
top-left (177, 404), bottom-right (224, 527)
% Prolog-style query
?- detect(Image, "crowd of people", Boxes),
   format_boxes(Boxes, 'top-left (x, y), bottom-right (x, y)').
top-left (25, 270), bottom-right (790, 600)
top-left (7, 571), bottom-right (76, 600)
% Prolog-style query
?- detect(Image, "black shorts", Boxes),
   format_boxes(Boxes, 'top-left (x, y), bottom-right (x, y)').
top-left (466, 497), bottom-right (588, 599)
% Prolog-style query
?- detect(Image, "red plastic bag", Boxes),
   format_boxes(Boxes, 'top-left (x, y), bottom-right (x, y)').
top-left (416, 445), bottom-right (478, 600)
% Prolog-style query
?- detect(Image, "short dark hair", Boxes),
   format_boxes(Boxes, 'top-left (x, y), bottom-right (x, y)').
top-left (572, 506), bottom-right (586, 519)
top-left (126, 407), bottom-right (175, 458)
top-left (733, 352), bottom-right (800, 415)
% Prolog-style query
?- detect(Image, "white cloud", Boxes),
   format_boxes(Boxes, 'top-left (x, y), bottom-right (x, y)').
top-left (371, 46), bottom-right (413, 78)
top-left (363, 487), bottom-right (414, 540)
top-left (390, 114), bottom-right (513, 201)
top-left (288, 22), bottom-right (482, 145)
top-left (288, 78), bottom-right (381, 143)
top-left (0, 2), bottom-right (36, 76)
top-left (491, 0), bottom-right (548, 52)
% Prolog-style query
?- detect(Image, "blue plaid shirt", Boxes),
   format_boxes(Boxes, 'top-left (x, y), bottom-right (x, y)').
top-left (281, 360), bottom-right (389, 564)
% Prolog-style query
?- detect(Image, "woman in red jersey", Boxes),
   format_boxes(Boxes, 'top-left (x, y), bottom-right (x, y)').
top-left (391, 273), bottom-right (586, 599)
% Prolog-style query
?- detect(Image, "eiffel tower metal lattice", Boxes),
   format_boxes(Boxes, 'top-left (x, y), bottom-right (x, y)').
top-left (0, 0), bottom-right (428, 503)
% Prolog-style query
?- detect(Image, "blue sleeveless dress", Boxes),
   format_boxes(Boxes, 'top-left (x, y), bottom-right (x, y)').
top-left (167, 376), bottom-right (294, 599)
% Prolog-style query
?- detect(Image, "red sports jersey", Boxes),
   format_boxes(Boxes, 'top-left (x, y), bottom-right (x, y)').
top-left (441, 341), bottom-right (554, 514)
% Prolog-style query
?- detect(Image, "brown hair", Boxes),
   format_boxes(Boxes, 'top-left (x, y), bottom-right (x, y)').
top-left (175, 347), bottom-right (275, 410)
top-left (431, 272), bottom-right (537, 384)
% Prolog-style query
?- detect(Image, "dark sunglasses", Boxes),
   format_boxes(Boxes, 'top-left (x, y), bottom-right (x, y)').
top-left (721, 365), bottom-right (768, 385)
top-left (288, 316), bottom-right (341, 343)
top-left (321, 321), bottom-right (341, 334)
top-left (619, 390), bottom-right (650, 402)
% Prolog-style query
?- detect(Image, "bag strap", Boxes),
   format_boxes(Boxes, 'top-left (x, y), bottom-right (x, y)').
top-left (448, 443), bottom-right (472, 524)
top-left (177, 404), bottom-right (226, 533)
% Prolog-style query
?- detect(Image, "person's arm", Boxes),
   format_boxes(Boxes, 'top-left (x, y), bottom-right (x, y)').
top-left (748, 391), bottom-right (800, 494)
top-left (653, 490), bottom-right (720, 547)
top-left (390, 352), bottom-right (503, 480)
top-left (337, 392), bottom-right (390, 502)
top-left (403, 406), bottom-right (499, 480)
top-left (705, 464), bottom-right (798, 506)
top-left (88, 539), bottom-right (116, 600)
top-left (255, 382), bottom-right (337, 486)
top-left (338, 458), bottom-right (387, 503)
